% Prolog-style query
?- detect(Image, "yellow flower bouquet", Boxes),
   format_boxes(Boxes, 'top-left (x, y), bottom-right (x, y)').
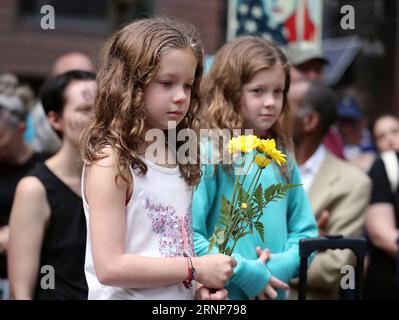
top-left (208, 135), bottom-right (300, 256)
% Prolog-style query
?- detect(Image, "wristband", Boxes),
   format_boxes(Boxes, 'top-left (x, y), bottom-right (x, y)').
top-left (182, 252), bottom-right (196, 289)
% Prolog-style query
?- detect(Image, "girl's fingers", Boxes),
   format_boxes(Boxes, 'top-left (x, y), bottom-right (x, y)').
top-left (256, 292), bottom-right (268, 300)
top-left (257, 248), bottom-right (270, 264)
top-left (257, 250), bottom-right (268, 264)
top-left (195, 286), bottom-right (211, 300)
top-left (210, 288), bottom-right (228, 300)
top-left (230, 257), bottom-right (237, 267)
top-left (270, 276), bottom-right (289, 290)
top-left (265, 284), bottom-right (278, 299)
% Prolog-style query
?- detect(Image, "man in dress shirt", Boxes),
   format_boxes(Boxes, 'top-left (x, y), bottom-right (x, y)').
top-left (288, 80), bottom-right (371, 299)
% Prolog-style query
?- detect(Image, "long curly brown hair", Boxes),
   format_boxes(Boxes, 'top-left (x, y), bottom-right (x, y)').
top-left (80, 17), bottom-right (203, 187)
top-left (202, 36), bottom-right (293, 181)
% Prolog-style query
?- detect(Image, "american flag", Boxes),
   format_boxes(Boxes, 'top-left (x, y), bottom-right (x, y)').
top-left (233, 0), bottom-right (287, 45)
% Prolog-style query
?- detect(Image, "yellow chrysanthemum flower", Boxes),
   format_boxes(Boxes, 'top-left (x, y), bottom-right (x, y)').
top-left (241, 203), bottom-right (248, 209)
top-left (228, 135), bottom-right (260, 154)
top-left (257, 139), bottom-right (287, 166)
top-left (254, 154), bottom-right (271, 169)
top-left (269, 149), bottom-right (287, 166)
top-left (257, 139), bottom-right (276, 155)
top-left (228, 137), bottom-right (241, 154)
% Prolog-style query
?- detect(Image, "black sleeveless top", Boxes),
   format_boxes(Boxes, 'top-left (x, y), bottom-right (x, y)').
top-left (0, 152), bottom-right (47, 278)
top-left (365, 154), bottom-right (399, 299)
top-left (29, 163), bottom-right (88, 300)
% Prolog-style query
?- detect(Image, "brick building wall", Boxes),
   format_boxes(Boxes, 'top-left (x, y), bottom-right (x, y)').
top-left (0, 0), bottom-right (105, 80)
top-left (156, 0), bottom-right (227, 54)
top-left (0, 0), bottom-right (227, 87)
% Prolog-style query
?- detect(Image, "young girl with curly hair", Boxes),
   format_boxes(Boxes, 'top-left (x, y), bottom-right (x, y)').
top-left (80, 17), bottom-right (236, 300)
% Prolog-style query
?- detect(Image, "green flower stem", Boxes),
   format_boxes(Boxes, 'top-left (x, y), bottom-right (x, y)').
top-left (228, 167), bottom-right (263, 253)
top-left (245, 156), bottom-right (260, 196)
top-left (221, 155), bottom-right (249, 253)
top-left (219, 178), bottom-right (241, 253)
top-left (230, 154), bottom-right (251, 211)
top-left (233, 154), bottom-right (255, 210)
top-left (228, 223), bottom-right (247, 255)
top-left (229, 155), bottom-right (247, 213)
top-left (222, 157), bottom-right (262, 255)
top-left (247, 164), bottom-right (262, 198)
top-left (249, 166), bottom-right (262, 204)
top-left (224, 159), bottom-right (269, 255)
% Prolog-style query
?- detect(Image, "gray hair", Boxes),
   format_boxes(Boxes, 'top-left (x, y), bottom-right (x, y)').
top-left (0, 94), bottom-right (26, 128)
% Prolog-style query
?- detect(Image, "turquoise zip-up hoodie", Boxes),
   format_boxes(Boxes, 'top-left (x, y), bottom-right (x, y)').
top-left (192, 145), bottom-right (318, 300)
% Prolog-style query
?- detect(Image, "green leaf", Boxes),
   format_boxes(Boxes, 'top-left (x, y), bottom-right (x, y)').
top-left (253, 184), bottom-right (265, 209)
top-left (225, 247), bottom-right (232, 256)
top-left (249, 222), bottom-right (253, 234)
top-left (264, 184), bottom-right (276, 203)
top-left (254, 183), bottom-right (263, 201)
top-left (240, 231), bottom-right (251, 238)
top-left (232, 222), bottom-right (244, 239)
top-left (219, 215), bottom-right (229, 227)
top-left (238, 188), bottom-right (251, 207)
top-left (237, 187), bottom-right (245, 204)
top-left (242, 209), bottom-right (252, 221)
top-left (248, 206), bottom-right (258, 217)
top-left (264, 183), bottom-right (300, 205)
top-left (254, 221), bottom-right (265, 242)
top-left (208, 234), bottom-right (217, 253)
top-left (219, 196), bottom-right (231, 226)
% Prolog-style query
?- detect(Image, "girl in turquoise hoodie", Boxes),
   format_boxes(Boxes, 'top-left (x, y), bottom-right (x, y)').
top-left (192, 36), bottom-right (318, 300)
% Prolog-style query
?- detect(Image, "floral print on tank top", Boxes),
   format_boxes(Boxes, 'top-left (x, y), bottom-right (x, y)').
top-left (143, 198), bottom-right (194, 257)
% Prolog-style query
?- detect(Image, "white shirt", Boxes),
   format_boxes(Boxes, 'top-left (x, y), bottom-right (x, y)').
top-left (298, 144), bottom-right (327, 193)
top-left (82, 157), bottom-right (195, 300)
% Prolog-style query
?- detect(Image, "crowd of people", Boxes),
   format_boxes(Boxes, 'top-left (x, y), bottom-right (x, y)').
top-left (0, 16), bottom-right (398, 300)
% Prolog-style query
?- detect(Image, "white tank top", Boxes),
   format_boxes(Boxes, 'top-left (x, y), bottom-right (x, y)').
top-left (82, 156), bottom-right (195, 300)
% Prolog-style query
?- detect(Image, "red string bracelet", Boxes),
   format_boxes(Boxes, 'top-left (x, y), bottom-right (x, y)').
top-left (182, 252), bottom-right (196, 289)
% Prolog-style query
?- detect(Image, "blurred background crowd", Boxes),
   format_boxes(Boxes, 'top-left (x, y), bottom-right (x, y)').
top-left (1, 0), bottom-right (399, 300)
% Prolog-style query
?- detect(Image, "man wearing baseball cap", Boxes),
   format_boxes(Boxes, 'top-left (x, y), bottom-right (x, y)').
top-left (337, 95), bottom-right (376, 163)
top-left (284, 41), bottom-right (329, 82)
top-left (284, 41), bottom-right (346, 161)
